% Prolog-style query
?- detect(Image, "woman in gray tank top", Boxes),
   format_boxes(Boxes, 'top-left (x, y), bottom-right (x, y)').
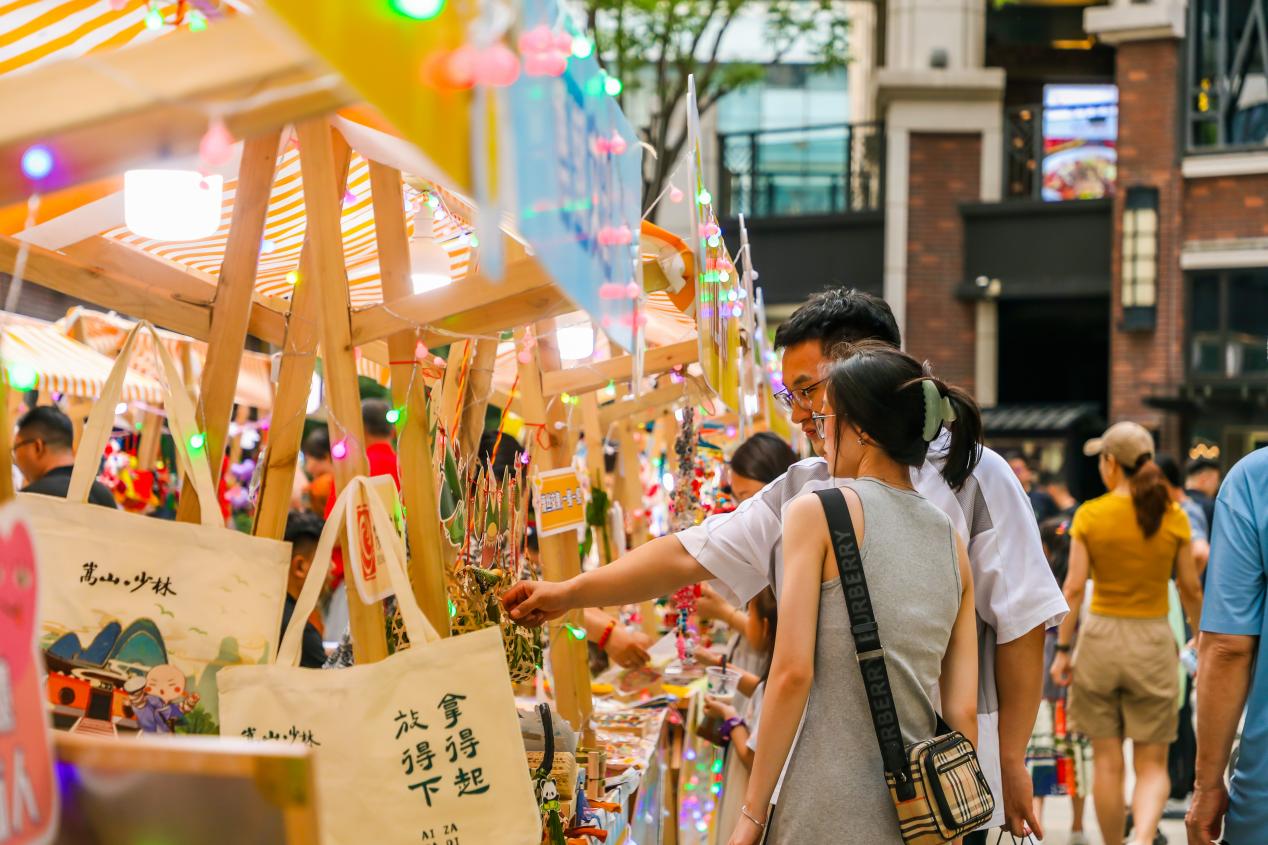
top-left (728, 342), bottom-right (984, 845)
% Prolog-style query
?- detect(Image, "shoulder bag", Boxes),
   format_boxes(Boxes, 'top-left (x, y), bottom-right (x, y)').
top-left (814, 488), bottom-right (994, 843)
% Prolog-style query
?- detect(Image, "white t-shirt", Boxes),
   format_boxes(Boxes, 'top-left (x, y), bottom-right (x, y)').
top-left (676, 440), bottom-right (1068, 828)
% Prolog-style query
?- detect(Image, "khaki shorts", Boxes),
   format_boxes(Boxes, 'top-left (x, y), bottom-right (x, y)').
top-left (1068, 613), bottom-right (1178, 745)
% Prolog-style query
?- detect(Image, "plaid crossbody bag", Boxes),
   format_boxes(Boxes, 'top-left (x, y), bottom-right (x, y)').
top-left (814, 489), bottom-right (994, 843)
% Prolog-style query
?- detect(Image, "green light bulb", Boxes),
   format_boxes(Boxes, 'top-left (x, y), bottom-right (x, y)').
top-left (386, 408), bottom-right (402, 424)
top-left (6, 363), bottom-right (37, 391)
top-left (188, 432), bottom-right (206, 452)
top-left (572, 37), bottom-right (594, 59)
top-left (391, 0), bottom-right (445, 20)
top-left (697, 189), bottom-right (712, 206)
top-left (603, 76), bottom-right (623, 97)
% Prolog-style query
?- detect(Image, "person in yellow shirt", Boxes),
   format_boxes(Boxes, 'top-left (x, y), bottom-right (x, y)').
top-left (1051, 422), bottom-right (1203, 845)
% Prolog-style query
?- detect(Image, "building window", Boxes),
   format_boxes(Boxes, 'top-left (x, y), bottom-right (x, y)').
top-left (1121, 187), bottom-right (1158, 331)
top-left (1188, 268), bottom-right (1268, 380)
top-left (1188, 0), bottom-right (1268, 151)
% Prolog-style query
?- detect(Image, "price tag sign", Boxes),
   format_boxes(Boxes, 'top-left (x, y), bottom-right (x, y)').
top-left (531, 468), bottom-right (587, 537)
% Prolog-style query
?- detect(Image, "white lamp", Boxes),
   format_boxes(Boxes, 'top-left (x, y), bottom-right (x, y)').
top-left (124, 170), bottom-right (224, 241)
top-left (557, 325), bottom-right (595, 361)
top-left (409, 207), bottom-right (452, 294)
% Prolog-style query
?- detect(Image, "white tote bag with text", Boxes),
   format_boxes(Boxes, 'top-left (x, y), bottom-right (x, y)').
top-left (24, 321), bottom-right (291, 737)
top-left (219, 477), bottom-right (541, 845)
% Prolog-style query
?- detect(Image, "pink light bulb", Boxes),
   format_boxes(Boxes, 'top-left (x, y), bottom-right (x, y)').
top-left (625, 281), bottom-right (640, 299)
top-left (480, 43), bottom-right (521, 88)
top-left (331, 438), bottom-right (349, 460)
top-left (609, 133), bottom-right (628, 155)
top-left (669, 185), bottom-right (684, 203)
top-left (199, 118), bottom-right (234, 167)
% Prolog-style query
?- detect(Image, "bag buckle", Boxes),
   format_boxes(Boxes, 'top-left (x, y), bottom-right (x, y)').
top-left (856, 647), bottom-right (885, 663)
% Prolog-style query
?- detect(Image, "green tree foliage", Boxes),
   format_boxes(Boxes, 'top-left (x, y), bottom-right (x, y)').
top-left (584, 0), bottom-right (851, 213)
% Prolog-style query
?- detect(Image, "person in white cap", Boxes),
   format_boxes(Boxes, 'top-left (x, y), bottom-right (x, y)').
top-left (1051, 421), bottom-right (1204, 845)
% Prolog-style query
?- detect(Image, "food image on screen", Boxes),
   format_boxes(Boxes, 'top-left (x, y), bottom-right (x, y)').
top-left (1041, 84), bottom-right (1118, 202)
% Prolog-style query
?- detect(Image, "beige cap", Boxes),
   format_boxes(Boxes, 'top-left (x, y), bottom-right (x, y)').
top-left (1083, 421), bottom-right (1154, 468)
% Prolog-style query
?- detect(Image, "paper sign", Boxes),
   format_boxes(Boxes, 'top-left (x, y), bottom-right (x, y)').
top-left (531, 468), bottom-right (587, 537)
top-left (0, 502), bottom-right (56, 845)
top-left (345, 476), bottom-right (403, 606)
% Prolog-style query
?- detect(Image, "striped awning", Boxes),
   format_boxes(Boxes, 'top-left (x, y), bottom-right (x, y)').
top-left (99, 146), bottom-right (475, 308)
top-left (1, 319), bottom-right (163, 403)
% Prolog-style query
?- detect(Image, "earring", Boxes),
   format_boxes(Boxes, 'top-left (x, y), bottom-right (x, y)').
top-left (857, 436), bottom-right (865, 446)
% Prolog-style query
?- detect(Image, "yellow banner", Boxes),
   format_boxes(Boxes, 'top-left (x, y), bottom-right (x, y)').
top-left (261, 0), bottom-right (474, 190)
top-left (532, 467), bottom-right (587, 537)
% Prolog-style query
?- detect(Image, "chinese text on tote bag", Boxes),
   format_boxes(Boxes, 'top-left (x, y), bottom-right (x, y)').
top-left (219, 477), bottom-right (541, 845)
top-left (24, 322), bottom-right (291, 737)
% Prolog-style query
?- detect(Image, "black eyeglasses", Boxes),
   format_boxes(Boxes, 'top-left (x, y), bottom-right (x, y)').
top-left (772, 376), bottom-right (828, 412)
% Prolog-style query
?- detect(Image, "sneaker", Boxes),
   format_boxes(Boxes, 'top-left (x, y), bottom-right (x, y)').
top-left (1069, 833), bottom-right (1089, 845)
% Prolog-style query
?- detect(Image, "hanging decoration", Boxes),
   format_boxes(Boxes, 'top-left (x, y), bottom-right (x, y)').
top-left (670, 406), bottom-right (703, 666)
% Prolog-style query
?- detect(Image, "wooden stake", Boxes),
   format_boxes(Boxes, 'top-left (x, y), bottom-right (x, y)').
top-left (368, 161), bottom-right (450, 637)
top-left (516, 320), bottom-right (593, 733)
top-left (137, 411), bottom-right (163, 470)
top-left (456, 339), bottom-right (498, 462)
top-left (177, 130), bottom-right (280, 524)
top-left (294, 118), bottom-right (387, 664)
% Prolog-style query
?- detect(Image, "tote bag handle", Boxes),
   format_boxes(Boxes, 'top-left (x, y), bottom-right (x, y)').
top-left (68, 320), bottom-right (221, 528)
top-left (277, 476), bottom-right (441, 665)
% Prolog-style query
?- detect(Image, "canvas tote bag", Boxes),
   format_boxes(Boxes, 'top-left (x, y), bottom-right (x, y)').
top-left (24, 321), bottom-right (291, 737)
top-left (219, 477), bottom-right (541, 845)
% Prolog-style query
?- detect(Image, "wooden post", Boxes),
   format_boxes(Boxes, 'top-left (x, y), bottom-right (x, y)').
top-left (253, 133), bottom-right (352, 542)
top-left (516, 320), bottom-right (592, 733)
top-left (367, 160), bottom-right (450, 637)
top-left (294, 118), bottom-right (387, 664)
top-left (615, 417), bottom-right (658, 637)
top-left (177, 130), bottom-right (281, 523)
top-left (137, 411), bottom-right (164, 470)
top-left (439, 339), bottom-right (471, 445)
top-left (456, 339), bottom-right (497, 463)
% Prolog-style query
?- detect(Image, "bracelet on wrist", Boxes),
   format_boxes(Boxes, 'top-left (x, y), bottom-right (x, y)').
top-left (1054, 643), bottom-right (1072, 653)
top-left (740, 804), bottom-right (766, 829)
top-left (719, 716), bottom-right (745, 745)
top-left (597, 618), bottom-right (617, 650)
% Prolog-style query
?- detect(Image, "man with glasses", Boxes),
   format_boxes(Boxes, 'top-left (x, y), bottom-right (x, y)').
top-left (13, 406), bottom-right (117, 508)
top-left (503, 288), bottom-right (1065, 840)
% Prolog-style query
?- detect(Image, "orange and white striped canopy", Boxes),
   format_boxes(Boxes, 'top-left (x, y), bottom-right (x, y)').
top-left (1, 317), bottom-right (163, 403)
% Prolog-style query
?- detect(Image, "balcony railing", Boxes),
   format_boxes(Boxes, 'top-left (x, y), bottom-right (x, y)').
top-left (716, 121), bottom-right (884, 219)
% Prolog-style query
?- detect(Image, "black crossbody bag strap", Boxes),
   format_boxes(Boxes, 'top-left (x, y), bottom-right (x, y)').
top-left (813, 488), bottom-right (916, 801)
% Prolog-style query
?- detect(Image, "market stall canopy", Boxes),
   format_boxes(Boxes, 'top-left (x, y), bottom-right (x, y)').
top-left (2, 316), bottom-right (162, 404)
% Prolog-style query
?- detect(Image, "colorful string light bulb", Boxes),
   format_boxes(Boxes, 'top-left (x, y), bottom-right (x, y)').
top-left (391, 0), bottom-right (445, 20)
top-left (6, 363), bottom-right (38, 391)
top-left (572, 36), bottom-right (594, 58)
top-left (565, 623), bottom-right (587, 640)
top-left (20, 146), bottom-right (54, 181)
top-left (696, 189), bottom-right (712, 206)
top-left (603, 76), bottom-right (623, 96)
top-left (188, 432), bottom-right (206, 452)
top-left (331, 438), bottom-right (349, 460)
top-left (386, 408), bottom-right (402, 425)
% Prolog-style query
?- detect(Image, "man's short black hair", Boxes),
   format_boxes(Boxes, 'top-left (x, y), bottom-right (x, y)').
top-left (1185, 456), bottom-right (1220, 478)
top-left (284, 510), bottom-right (325, 551)
top-left (479, 430), bottom-right (523, 478)
top-left (772, 288), bottom-right (901, 352)
top-left (362, 399), bottom-right (394, 439)
top-left (1038, 470), bottom-right (1067, 489)
top-left (1155, 453), bottom-right (1183, 489)
top-left (302, 427), bottom-right (330, 460)
top-left (16, 406), bottom-right (74, 451)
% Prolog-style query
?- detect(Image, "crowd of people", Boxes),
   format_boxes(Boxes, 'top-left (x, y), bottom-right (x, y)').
top-left (504, 287), bottom-right (1268, 845)
top-left (10, 284), bottom-right (1265, 844)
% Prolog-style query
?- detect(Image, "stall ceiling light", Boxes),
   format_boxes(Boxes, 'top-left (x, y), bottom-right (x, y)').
top-left (124, 170), bottom-right (224, 241)
top-left (557, 326), bottom-right (595, 361)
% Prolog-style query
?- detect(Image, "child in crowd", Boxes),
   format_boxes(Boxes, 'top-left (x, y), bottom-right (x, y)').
top-left (1027, 516), bottom-right (1091, 845)
top-left (697, 588), bottom-right (778, 840)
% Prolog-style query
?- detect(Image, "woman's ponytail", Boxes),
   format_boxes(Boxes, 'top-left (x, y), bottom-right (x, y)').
top-left (936, 381), bottom-right (983, 490)
top-left (1126, 456), bottom-right (1170, 537)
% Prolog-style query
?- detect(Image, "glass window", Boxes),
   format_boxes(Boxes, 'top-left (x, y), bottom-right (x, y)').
top-left (1228, 269), bottom-right (1268, 336)
top-left (1188, 269), bottom-right (1268, 379)
top-left (1191, 273), bottom-right (1221, 332)
top-left (1188, 0), bottom-right (1268, 149)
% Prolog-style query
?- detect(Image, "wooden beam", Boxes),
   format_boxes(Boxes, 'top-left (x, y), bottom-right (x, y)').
top-left (0, 235), bottom-right (214, 339)
top-left (541, 339), bottom-right (698, 398)
top-left (63, 237), bottom-right (288, 346)
top-left (295, 118), bottom-right (387, 664)
top-left (516, 320), bottom-right (592, 732)
top-left (253, 135), bottom-right (352, 539)
top-left (598, 378), bottom-right (698, 430)
top-left (348, 259), bottom-right (568, 346)
top-left (368, 160), bottom-right (450, 638)
top-left (177, 130), bottom-right (281, 524)
top-left (0, 379), bottom-right (13, 503)
top-left (0, 15), bottom-right (354, 206)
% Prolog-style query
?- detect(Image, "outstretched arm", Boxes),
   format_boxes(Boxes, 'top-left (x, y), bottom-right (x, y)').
top-left (503, 534), bottom-right (709, 627)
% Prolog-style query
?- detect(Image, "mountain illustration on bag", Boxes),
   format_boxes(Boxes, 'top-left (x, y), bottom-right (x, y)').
top-left (42, 615), bottom-right (249, 737)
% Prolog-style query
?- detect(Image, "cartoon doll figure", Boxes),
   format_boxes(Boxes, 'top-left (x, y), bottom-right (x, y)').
top-left (126, 665), bottom-right (199, 734)
top-left (534, 776), bottom-right (565, 845)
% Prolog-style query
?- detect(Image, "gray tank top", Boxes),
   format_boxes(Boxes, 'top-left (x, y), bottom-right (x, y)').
top-left (767, 479), bottom-right (962, 844)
